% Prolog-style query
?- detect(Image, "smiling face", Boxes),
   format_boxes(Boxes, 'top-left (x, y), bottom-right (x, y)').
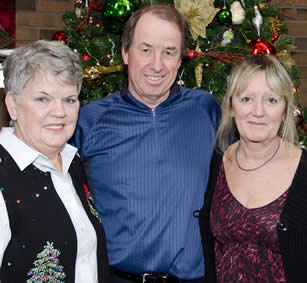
top-left (122, 12), bottom-right (182, 109)
top-left (232, 71), bottom-right (286, 144)
top-left (6, 71), bottom-right (79, 158)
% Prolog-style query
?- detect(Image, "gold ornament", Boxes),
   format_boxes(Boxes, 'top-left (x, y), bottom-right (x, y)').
top-left (278, 45), bottom-right (296, 70)
top-left (194, 45), bottom-right (203, 88)
top-left (83, 64), bottom-right (124, 88)
top-left (195, 64), bottom-right (203, 88)
top-left (258, 2), bottom-right (269, 11)
top-left (270, 16), bottom-right (282, 35)
top-left (84, 64), bottom-right (124, 79)
top-left (83, 77), bottom-right (103, 89)
top-left (174, 0), bottom-right (220, 40)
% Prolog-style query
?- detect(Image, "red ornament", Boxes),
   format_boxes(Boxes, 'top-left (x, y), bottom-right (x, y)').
top-left (81, 54), bottom-right (91, 61)
top-left (187, 49), bottom-right (205, 60)
top-left (272, 33), bottom-right (279, 43)
top-left (249, 39), bottom-right (278, 56)
top-left (51, 31), bottom-right (68, 44)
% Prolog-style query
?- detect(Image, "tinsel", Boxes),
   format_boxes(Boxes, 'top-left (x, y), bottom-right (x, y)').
top-left (188, 46), bottom-right (249, 65)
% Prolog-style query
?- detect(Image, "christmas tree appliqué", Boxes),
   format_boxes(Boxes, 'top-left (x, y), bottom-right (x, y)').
top-left (27, 241), bottom-right (66, 283)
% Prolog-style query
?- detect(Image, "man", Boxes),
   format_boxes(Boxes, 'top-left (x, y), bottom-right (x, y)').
top-left (73, 4), bottom-right (220, 282)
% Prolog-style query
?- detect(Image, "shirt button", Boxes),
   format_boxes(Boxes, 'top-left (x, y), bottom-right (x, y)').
top-left (277, 221), bottom-right (288, 231)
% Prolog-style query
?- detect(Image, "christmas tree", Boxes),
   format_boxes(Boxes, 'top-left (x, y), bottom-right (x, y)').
top-left (62, 0), bottom-right (307, 147)
top-left (27, 241), bottom-right (66, 283)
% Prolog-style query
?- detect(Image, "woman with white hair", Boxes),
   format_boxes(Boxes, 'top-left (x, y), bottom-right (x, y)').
top-left (0, 40), bottom-right (110, 282)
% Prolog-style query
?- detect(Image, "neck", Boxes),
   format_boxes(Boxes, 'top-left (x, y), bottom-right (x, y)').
top-left (128, 89), bottom-right (170, 110)
top-left (235, 138), bottom-right (281, 172)
top-left (239, 138), bottom-right (280, 158)
top-left (49, 153), bottom-right (63, 172)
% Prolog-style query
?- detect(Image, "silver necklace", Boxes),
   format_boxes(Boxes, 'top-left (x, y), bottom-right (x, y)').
top-left (235, 140), bottom-right (280, 172)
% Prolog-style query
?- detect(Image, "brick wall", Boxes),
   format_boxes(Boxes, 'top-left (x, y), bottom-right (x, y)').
top-left (14, 0), bottom-right (307, 106)
top-left (16, 0), bottom-right (74, 47)
top-left (272, 0), bottom-right (307, 106)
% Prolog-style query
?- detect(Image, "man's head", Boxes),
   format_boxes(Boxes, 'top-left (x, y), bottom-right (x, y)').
top-left (121, 5), bottom-right (188, 109)
top-left (122, 4), bottom-right (188, 59)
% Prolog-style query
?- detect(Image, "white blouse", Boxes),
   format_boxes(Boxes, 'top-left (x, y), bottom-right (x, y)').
top-left (0, 127), bottom-right (98, 282)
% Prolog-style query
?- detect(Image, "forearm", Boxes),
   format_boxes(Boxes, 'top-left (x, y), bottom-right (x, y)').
top-left (0, 191), bottom-right (11, 267)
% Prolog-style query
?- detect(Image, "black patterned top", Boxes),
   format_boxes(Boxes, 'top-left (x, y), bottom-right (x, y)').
top-left (210, 163), bottom-right (287, 283)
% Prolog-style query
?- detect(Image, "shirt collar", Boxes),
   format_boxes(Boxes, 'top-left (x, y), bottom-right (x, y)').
top-left (0, 127), bottom-right (77, 174)
top-left (120, 81), bottom-right (181, 109)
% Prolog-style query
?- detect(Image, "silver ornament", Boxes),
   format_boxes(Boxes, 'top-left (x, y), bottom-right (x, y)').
top-left (252, 5), bottom-right (263, 37)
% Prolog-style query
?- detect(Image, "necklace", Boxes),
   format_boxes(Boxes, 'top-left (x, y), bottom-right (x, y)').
top-left (235, 140), bottom-right (280, 172)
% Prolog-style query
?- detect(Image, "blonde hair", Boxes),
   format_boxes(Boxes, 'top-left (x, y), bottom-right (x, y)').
top-left (216, 55), bottom-right (298, 153)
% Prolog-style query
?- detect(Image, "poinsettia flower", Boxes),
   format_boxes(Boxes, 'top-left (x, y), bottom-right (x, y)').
top-left (174, 0), bottom-right (220, 40)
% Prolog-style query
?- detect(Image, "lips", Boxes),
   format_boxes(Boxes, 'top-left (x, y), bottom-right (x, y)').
top-left (147, 75), bottom-right (162, 81)
top-left (248, 121), bottom-right (266, 126)
top-left (45, 124), bottom-right (64, 129)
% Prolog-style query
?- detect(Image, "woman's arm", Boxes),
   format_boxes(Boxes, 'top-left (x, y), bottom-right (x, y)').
top-left (0, 191), bottom-right (11, 267)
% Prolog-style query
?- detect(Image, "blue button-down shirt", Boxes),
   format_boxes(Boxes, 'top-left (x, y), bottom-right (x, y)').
top-left (72, 84), bottom-right (221, 279)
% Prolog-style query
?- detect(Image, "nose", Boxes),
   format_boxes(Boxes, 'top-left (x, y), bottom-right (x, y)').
top-left (51, 100), bottom-right (65, 117)
top-left (253, 100), bottom-right (265, 117)
top-left (151, 53), bottom-right (163, 72)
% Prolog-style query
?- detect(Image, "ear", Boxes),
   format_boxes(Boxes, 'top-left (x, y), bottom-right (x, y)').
top-left (122, 48), bottom-right (128, 65)
top-left (5, 91), bottom-right (18, 121)
top-left (177, 59), bottom-right (182, 71)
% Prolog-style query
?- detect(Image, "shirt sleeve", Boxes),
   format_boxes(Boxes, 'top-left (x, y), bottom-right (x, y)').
top-left (0, 190), bottom-right (11, 267)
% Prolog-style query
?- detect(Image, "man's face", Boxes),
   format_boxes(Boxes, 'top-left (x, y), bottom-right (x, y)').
top-left (122, 12), bottom-right (182, 109)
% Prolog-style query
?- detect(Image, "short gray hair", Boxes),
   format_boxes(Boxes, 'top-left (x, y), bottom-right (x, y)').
top-left (3, 40), bottom-right (83, 96)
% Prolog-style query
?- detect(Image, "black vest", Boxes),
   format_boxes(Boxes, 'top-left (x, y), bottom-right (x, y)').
top-left (0, 145), bottom-right (111, 282)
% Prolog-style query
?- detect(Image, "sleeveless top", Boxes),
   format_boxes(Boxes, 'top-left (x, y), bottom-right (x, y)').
top-left (0, 145), bottom-right (110, 282)
top-left (210, 163), bottom-right (287, 283)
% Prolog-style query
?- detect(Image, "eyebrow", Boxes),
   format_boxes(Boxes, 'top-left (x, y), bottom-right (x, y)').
top-left (140, 42), bottom-right (178, 50)
top-left (38, 91), bottom-right (50, 96)
top-left (38, 91), bottom-right (78, 98)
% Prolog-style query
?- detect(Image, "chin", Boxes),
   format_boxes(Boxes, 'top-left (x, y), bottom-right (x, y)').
top-left (246, 137), bottom-right (272, 144)
top-left (45, 139), bottom-right (67, 149)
